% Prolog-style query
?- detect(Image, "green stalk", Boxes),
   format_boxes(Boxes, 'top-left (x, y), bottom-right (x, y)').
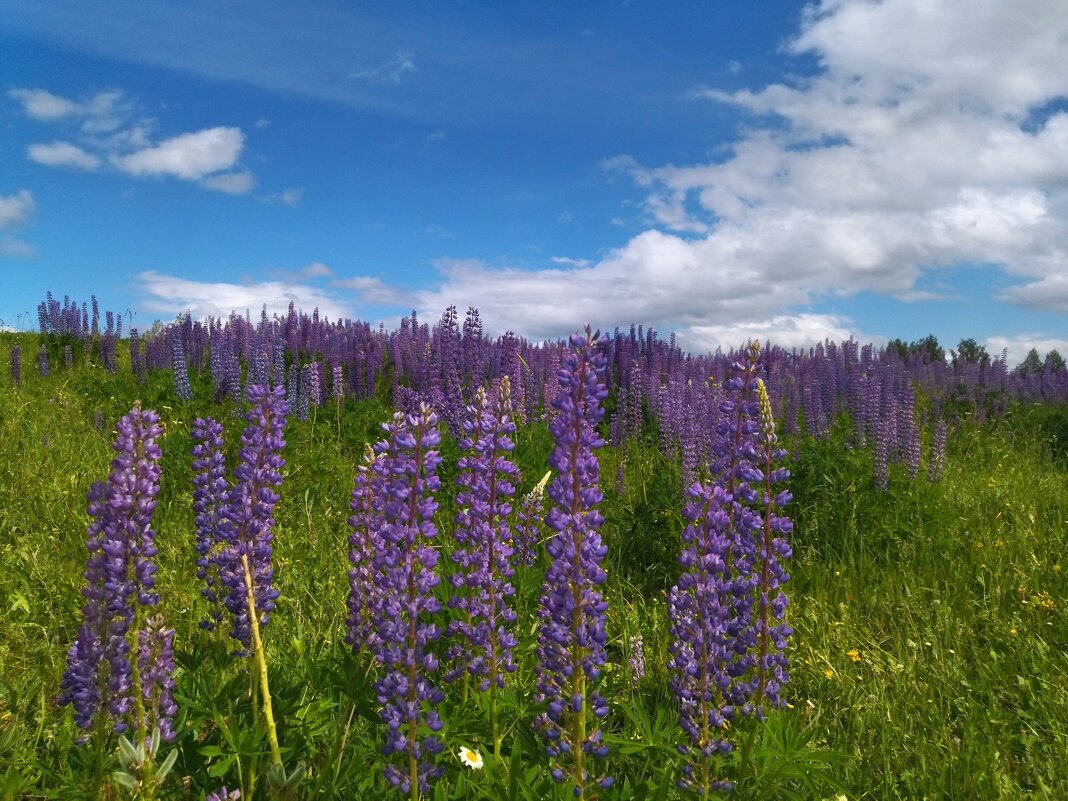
top-left (242, 553), bottom-right (283, 769)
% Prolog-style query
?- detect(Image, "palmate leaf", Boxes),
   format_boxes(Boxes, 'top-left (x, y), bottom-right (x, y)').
top-left (732, 712), bottom-right (852, 799)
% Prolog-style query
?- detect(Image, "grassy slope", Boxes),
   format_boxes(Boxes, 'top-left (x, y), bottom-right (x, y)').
top-left (0, 332), bottom-right (1065, 799)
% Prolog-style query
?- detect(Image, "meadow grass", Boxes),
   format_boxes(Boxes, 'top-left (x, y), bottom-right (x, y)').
top-left (0, 332), bottom-right (1065, 799)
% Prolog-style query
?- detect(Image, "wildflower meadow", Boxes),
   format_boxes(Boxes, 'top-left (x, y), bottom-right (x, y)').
top-left (0, 293), bottom-right (1066, 800)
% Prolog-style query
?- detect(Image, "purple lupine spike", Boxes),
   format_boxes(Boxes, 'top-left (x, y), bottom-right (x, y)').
top-left (512, 470), bottom-right (549, 568)
top-left (369, 404), bottom-right (446, 796)
top-left (129, 329), bottom-right (146, 384)
top-left (534, 326), bottom-right (612, 794)
top-left (748, 379), bottom-right (793, 718)
top-left (668, 480), bottom-right (736, 795)
top-left (928, 419), bottom-right (948, 482)
top-left (207, 787), bottom-right (241, 801)
top-left (10, 345), bottom-right (20, 385)
top-left (37, 344), bottom-right (49, 377)
top-left (217, 385), bottom-right (287, 654)
top-left (192, 417), bottom-right (232, 631)
top-left (169, 330), bottom-right (192, 401)
top-left (59, 404), bottom-right (169, 740)
top-left (446, 379), bottom-right (520, 701)
top-left (628, 635), bottom-right (645, 689)
top-left (346, 444), bottom-right (384, 654)
top-left (137, 614), bottom-right (178, 744)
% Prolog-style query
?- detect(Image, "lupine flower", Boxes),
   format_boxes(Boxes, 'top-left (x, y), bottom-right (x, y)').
top-left (136, 614), bottom-right (178, 744)
top-left (667, 480), bottom-right (736, 795)
top-left (346, 444), bottom-right (384, 654)
top-left (59, 405), bottom-right (173, 742)
top-left (369, 404), bottom-right (446, 796)
top-left (217, 385), bottom-right (287, 653)
top-left (534, 326), bottom-right (612, 794)
top-left (37, 344), bottom-right (49, 377)
top-left (170, 331), bottom-right (192, 401)
top-left (928, 419), bottom-right (947, 482)
top-left (512, 470), bottom-right (550, 568)
top-left (192, 417), bottom-right (232, 632)
top-left (748, 379), bottom-right (793, 717)
top-left (447, 380), bottom-right (520, 690)
top-left (10, 345), bottom-right (21, 385)
top-left (628, 635), bottom-right (646, 688)
top-left (207, 787), bottom-right (241, 801)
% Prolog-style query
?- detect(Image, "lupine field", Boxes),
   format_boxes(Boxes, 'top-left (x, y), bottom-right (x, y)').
top-left (1, 293), bottom-right (1066, 800)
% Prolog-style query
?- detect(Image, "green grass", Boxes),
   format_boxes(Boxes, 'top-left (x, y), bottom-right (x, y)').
top-left (1, 332), bottom-right (1066, 800)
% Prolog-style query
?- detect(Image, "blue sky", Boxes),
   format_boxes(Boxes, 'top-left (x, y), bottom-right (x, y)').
top-left (1, 0), bottom-right (1066, 365)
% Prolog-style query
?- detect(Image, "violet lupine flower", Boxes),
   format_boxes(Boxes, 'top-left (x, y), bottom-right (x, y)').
top-left (217, 385), bottom-right (287, 654)
top-left (667, 481), bottom-right (736, 795)
top-left (534, 326), bottom-right (612, 794)
top-left (192, 417), bottom-right (232, 631)
top-left (59, 405), bottom-right (172, 740)
top-left (207, 787), bottom-right (241, 801)
top-left (928, 419), bottom-right (948, 482)
top-left (446, 379), bottom-right (520, 694)
top-left (38, 344), bottom-right (50, 377)
top-left (137, 614), bottom-right (178, 744)
top-left (64, 344), bottom-right (74, 370)
top-left (512, 470), bottom-right (549, 568)
top-left (10, 345), bottom-right (21, 385)
top-left (748, 379), bottom-right (793, 718)
top-left (369, 404), bottom-right (446, 796)
top-left (346, 444), bottom-right (384, 655)
top-left (170, 332), bottom-right (192, 401)
top-left (628, 635), bottom-right (645, 689)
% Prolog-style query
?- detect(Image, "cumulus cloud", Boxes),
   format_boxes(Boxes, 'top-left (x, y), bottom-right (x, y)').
top-left (986, 334), bottom-right (1068, 368)
top-left (201, 171), bottom-right (257, 195)
top-left (114, 127), bottom-right (245, 181)
top-left (138, 270), bottom-right (352, 322)
top-left (615, 0), bottom-right (1068, 307)
top-left (0, 190), bottom-right (35, 229)
top-left (10, 86), bottom-right (268, 195)
top-left (0, 237), bottom-right (38, 258)
top-left (8, 88), bottom-right (84, 120)
top-left (27, 141), bottom-right (101, 169)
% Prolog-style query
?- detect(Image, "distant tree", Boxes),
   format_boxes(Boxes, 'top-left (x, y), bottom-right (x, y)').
top-left (1017, 348), bottom-right (1043, 375)
top-left (1045, 349), bottom-right (1066, 373)
top-left (886, 338), bottom-right (909, 360)
top-left (952, 338), bottom-right (990, 367)
top-left (909, 334), bottom-right (945, 363)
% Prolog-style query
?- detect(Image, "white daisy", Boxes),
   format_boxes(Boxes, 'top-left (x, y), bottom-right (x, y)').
top-left (457, 746), bottom-right (484, 770)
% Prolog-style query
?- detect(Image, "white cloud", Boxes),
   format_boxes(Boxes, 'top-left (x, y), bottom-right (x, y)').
top-left (301, 261), bottom-right (333, 278)
top-left (114, 127), bottom-right (245, 180)
top-left (10, 86), bottom-right (271, 196)
top-left (8, 88), bottom-right (82, 120)
top-left (9, 87), bottom-right (130, 133)
top-left (349, 51), bottom-right (417, 84)
top-left (0, 190), bottom-right (35, 228)
top-left (263, 187), bottom-right (304, 207)
top-left (586, 0), bottom-right (1068, 340)
top-left (201, 171), bottom-right (256, 195)
top-left (684, 314), bottom-right (863, 354)
top-left (986, 334), bottom-right (1068, 367)
top-left (0, 237), bottom-right (38, 258)
top-left (333, 275), bottom-right (418, 307)
top-left (999, 272), bottom-right (1068, 312)
top-left (27, 141), bottom-right (101, 169)
top-left (138, 270), bottom-right (352, 322)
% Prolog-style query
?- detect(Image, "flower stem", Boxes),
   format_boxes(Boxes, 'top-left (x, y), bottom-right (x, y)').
top-left (242, 553), bottom-right (282, 769)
